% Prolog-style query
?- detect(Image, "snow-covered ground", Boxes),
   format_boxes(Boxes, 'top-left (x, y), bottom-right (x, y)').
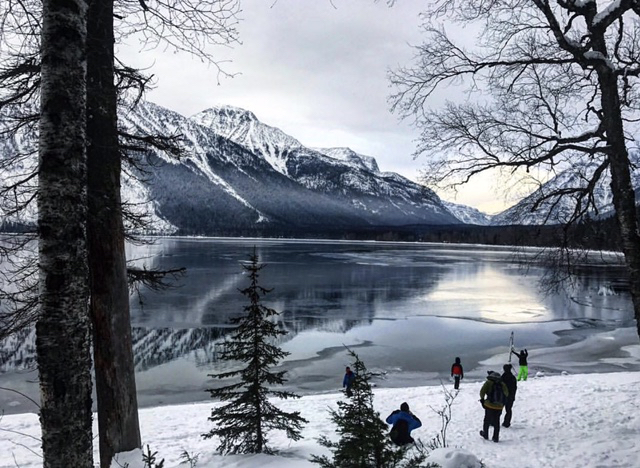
top-left (2, 369), bottom-right (640, 468)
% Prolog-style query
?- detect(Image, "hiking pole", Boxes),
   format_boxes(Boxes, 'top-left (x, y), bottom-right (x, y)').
top-left (508, 331), bottom-right (514, 363)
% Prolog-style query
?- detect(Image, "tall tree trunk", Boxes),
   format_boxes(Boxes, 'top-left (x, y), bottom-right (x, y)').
top-left (599, 70), bottom-right (640, 339)
top-left (37, 0), bottom-right (93, 466)
top-left (86, 0), bottom-right (141, 465)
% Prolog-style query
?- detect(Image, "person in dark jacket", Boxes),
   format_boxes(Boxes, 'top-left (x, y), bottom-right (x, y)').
top-left (511, 348), bottom-right (529, 381)
top-left (343, 366), bottom-right (355, 397)
top-left (451, 357), bottom-right (464, 390)
top-left (479, 371), bottom-right (509, 442)
top-left (386, 402), bottom-right (422, 446)
top-left (501, 364), bottom-right (517, 428)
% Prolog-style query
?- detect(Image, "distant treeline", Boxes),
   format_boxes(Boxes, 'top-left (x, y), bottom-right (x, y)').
top-left (173, 209), bottom-right (629, 252)
top-left (2, 208), bottom-right (634, 252)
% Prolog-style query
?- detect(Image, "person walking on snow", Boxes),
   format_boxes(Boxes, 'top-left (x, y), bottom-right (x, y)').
top-left (386, 402), bottom-right (422, 446)
top-left (451, 357), bottom-right (464, 390)
top-left (479, 371), bottom-right (509, 443)
top-left (512, 348), bottom-right (529, 381)
top-left (343, 366), bottom-right (355, 397)
top-left (501, 364), bottom-right (517, 428)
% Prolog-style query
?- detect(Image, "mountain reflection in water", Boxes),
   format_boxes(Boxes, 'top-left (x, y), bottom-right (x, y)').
top-left (0, 238), bottom-right (636, 414)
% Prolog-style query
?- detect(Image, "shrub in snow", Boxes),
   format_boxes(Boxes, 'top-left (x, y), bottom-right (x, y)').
top-left (111, 445), bottom-right (167, 468)
top-left (202, 250), bottom-right (306, 454)
top-left (310, 349), bottom-right (434, 468)
top-left (142, 445), bottom-right (164, 468)
top-left (426, 384), bottom-right (459, 450)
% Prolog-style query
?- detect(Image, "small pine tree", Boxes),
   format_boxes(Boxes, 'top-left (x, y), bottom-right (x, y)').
top-left (311, 349), bottom-right (428, 468)
top-left (202, 250), bottom-right (307, 454)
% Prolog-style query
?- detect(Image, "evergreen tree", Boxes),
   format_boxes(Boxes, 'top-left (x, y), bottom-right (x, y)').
top-left (311, 350), bottom-right (429, 468)
top-left (202, 250), bottom-right (306, 454)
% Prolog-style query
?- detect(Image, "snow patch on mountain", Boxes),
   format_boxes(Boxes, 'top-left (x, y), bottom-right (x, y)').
top-left (491, 158), bottom-right (640, 226)
top-left (442, 200), bottom-right (493, 226)
top-left (191, 105), bottom-right (303, 176)
top-left (314, 147), bottom-right (380, 173)
top-left (121, 174), bottom-right (177, 233)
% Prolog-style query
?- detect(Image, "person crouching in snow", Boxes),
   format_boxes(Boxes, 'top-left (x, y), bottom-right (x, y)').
top-left (451, 357), bottom-right (464, 390)
top-left (343, 366), bottom-right (355, 397)
top-left (386, 402), bottom-right (422, 446)
top-left (479, 371), bottom-right (509, 442)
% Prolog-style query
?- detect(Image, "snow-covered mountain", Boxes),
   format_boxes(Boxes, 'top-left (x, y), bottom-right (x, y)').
top-left (442, 200), bottom-right (493, 225)
top-left (190, 105), bottom-right (303, 177)
top-left (6, 99), bottom-right (640, 232)
top-left (1, 101), bottom-right (493, 234)
top-left (490, 160), bottom-right (640, 226)
top-left (313, 147), bottom-right (380, 174)
top-left (119, 102), bottom-right (466, 233)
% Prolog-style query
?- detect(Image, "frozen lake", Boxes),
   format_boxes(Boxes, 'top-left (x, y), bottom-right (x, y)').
top-left (1, 237), bottom-right (638, 413)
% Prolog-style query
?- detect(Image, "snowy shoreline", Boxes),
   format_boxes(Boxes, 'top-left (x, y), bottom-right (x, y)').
top-left (2, 368), bottom-right (640, 468)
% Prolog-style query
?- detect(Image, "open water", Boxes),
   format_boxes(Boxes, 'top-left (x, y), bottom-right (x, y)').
top-left (1, 237), bottom-right (636, 413)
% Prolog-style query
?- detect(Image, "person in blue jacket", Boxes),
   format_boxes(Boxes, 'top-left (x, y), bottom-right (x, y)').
top-left (385, 402), bottom-right (422, 446)
top-left (343, 366), bottom-right (355, 397)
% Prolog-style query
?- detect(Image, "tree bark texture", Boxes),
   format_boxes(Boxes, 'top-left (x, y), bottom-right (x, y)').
top-left (598, 70), bottom-right (640, 339)
top-left (37, 0), bottom-right (93, 466)
top-left (86, 0), bottom-right (141, 465)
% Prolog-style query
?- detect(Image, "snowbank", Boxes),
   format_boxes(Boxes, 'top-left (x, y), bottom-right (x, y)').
top-left (1, 371), bottom-right (639, 468)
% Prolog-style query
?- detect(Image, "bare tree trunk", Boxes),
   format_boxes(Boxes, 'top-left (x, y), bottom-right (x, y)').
top-left (599, 70), bottom-right (640, 339)
top-left (86, 0), bottom-right (141, 465)
top-left (37, 0), bottom-right (93, 466)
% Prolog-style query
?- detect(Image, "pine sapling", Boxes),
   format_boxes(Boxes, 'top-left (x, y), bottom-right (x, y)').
top-left (202, 249), bottom-right (306, 454)
top-left (311, 349), bottom-right (424, 467)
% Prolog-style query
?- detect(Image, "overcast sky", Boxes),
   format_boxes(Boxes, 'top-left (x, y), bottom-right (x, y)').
top-left (121, 0), bottom-right (507, 214)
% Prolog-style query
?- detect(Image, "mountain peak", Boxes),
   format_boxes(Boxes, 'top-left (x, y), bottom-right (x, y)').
top-left (314, 147), bottom-right (380, 174)
top-left (192, 105), bottom-right (259, 128)
top-left (190, 104), bottom-right (303, 176)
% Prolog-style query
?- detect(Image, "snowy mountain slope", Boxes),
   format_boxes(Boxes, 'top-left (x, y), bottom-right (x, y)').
top-left (191, 106), bottom-right (460, 227)
top-left (121, 103), bottom-right (397, 232)
top-left (490, 159), bottom-right (640, 226)
top-left (442, 200), bottom-right (493, 226)
top-left (314, 147), bottom-right (380, 173)
top-left (0, 104), bottom-right (175, 232)
top-left (191, 105), bottom-right (302, 176)
top-left (1, 100), bottom-right (471, 233)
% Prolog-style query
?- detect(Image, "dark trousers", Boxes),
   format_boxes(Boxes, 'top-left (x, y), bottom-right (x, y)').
top-left (503, 397), bottom-right (514, 427)
top-left (482, 407), bottom-right (502, 441)
top-left (453, 376), bottom-right (460, 390)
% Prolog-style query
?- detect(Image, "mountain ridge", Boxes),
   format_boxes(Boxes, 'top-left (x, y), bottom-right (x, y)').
top-left (6, 99), bottom-right (637, 233)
